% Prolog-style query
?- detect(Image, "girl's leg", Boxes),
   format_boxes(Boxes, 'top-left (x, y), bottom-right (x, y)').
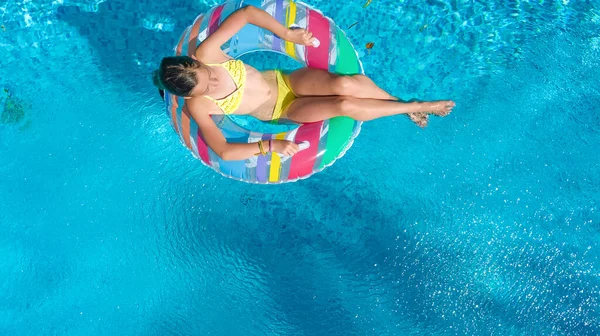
top-left (287, 68), bottom-right (434, 127)
top-left (284, 96), bottom-right (455, 123)
top-left (287, 68), bottom-right (395, 100)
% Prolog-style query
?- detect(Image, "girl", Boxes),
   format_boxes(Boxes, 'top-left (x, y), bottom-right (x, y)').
top-left (153, 5), bottom-right (455, 160)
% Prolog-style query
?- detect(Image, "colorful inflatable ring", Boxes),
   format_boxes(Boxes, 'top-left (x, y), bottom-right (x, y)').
top-left (163, 0), bottom-right (363, 183)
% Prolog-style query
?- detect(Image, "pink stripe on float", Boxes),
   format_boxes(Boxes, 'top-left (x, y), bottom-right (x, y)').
top-left (305, 9), bottom-right (330, 70)
top-left (288, 121), bottom-right (323, 179)
top-left (175, 28), bottom-right (187, 56)
top-left (208, 5), bottom-right (225, 35)
top-left (196, 123), bottom-right (211, 164)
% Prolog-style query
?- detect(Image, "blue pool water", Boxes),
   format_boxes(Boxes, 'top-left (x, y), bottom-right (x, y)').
top-left (1, 0), bottom-right (599, 334)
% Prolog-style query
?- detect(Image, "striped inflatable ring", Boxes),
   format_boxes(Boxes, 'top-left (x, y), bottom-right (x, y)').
top-left (163, 0), bottom-right (363, 183)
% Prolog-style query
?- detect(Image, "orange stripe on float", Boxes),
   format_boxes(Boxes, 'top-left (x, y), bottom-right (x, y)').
top-left (175, 28), bottom-right (187, 56)
top-left (181, 105), bottom-right (193, 150)
top-left (187, 15), bottom-right (204, 57)
top-left (169, 94), bottom-right (179, 134)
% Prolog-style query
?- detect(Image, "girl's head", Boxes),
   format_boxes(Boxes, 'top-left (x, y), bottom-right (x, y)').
top-left (152, 56), bottom-right (216, 98)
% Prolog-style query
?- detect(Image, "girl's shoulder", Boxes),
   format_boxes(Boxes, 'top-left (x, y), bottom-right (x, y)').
top-left (187, 96), bottom-right (223, 116)
top-left (194, 45), bottom-right (231, 64)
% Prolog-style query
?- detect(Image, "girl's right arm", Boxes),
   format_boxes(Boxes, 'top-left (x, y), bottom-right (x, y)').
top-left (189, 104), bottom-right (300, 160)
top-left (195, 5), bottom-right (315, 63)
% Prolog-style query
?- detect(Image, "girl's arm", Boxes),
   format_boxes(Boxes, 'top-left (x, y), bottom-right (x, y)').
top-left (195, 5), bottom-right (315, 61)
top-left (188, 104), bottom-right (300, 160)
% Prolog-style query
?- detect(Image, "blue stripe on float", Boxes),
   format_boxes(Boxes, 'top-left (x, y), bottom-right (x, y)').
top-left (189, 118), bottom-right (199, 159)
top-left (272, 0), bottom-right (284, 52)
top-left (239, 0), bottom-right (262, 6)
top-left (218, 123), bottom-right (251, 180)
top-left (220, 0), bottom-right (238, 19)
top-left (218, 157), bottom-right (248, 180)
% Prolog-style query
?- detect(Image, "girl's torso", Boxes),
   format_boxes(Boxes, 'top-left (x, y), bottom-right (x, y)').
top-left (191, 61), bottom-right (278, 121)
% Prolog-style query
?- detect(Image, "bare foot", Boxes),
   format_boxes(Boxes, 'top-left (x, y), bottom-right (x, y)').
top-left (408, 112), bottom-right (429, 128)
top-left (422, 100), bottom-right (455, 116)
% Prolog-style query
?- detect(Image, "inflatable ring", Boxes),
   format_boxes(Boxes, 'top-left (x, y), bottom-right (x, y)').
top-left (163, 0), bottom-right (363, 183)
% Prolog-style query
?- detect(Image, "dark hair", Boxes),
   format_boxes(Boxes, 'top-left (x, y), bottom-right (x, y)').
top-left (152, 56), bottom-right (202, 97)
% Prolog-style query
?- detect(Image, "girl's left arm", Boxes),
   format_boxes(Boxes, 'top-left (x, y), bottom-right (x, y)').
top-left (195, 5), bottom-right (315, 61)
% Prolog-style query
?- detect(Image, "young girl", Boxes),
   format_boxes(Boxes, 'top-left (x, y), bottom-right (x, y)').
top-left (153, 5), bottom-right (455, 160)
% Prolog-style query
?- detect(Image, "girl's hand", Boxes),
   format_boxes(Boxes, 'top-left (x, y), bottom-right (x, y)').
top-left (271, 140), bottom-right (300, 156)
top-left (284, 28), bottom-right (317, 46)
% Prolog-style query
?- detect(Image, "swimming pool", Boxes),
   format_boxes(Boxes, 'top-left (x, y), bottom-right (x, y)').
top-left (1, 0), bottom-right (599, 334)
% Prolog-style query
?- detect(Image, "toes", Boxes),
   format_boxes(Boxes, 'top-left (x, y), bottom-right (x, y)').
top-left (415, 113), bottom-right (429, 127)
top-left (408, 113), bottom-right (428, 127)
top-left (409, 112), bottom-right (425, 120)
top-left (408, 113), bottom-right (420, 123)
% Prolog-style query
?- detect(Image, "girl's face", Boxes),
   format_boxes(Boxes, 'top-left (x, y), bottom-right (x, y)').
top-left (188, 64), bottom-right (219, 98)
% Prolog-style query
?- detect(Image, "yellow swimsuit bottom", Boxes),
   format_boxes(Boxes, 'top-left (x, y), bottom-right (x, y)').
top-left (272, 70), bottom-right (297, 121)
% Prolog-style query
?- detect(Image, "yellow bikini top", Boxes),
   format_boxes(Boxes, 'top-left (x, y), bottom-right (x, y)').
top-left (204, 59), bottom-right (246, 114)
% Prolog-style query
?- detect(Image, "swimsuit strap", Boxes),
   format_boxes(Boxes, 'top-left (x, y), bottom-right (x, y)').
top-left (203, 60), bottom-right (247, 114)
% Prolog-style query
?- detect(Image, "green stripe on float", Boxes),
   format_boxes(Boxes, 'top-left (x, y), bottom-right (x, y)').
top-left (320, 116), bottom-right (355, 168)
top-left (334, 28), bottom-right (360, 75)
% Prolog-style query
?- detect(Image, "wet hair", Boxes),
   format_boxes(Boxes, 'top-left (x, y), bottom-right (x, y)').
top-left (152, 56), bottom-right (202, 97)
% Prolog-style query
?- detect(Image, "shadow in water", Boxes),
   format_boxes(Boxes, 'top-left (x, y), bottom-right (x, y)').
top-left (56, 0), bottom-right (209, 88)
